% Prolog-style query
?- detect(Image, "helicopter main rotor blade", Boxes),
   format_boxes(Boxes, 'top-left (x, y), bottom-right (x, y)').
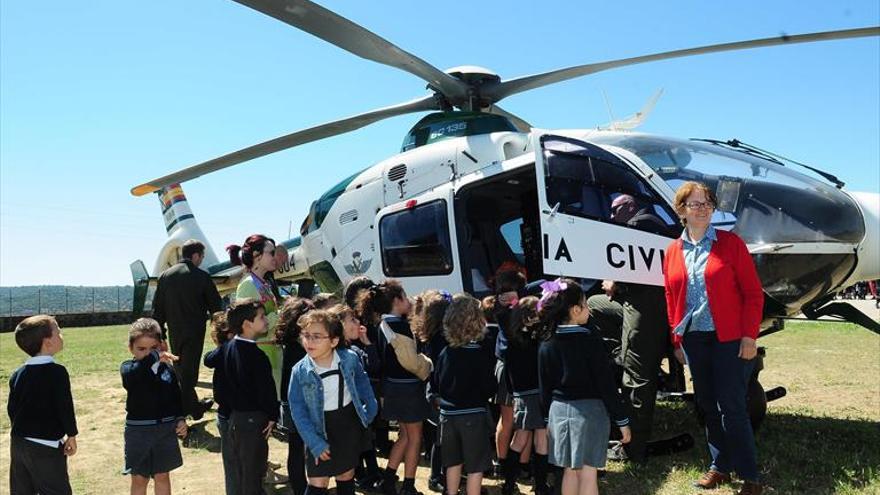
top-left (130, 95), bottom-right (439, 196)
top-left (489, 105), bottom-right (533, 132)
top-left (232, 0), bottom-right (469, 102)
top-left (487, 26), bottom-right (880, 102)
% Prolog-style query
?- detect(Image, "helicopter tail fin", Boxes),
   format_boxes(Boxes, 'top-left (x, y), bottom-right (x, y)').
top-left (601, 88), bottom-right (664, 131)
top-left (151, 183), bottom-right (220, 275)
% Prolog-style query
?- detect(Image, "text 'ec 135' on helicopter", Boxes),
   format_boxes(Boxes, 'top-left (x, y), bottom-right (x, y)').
top-left (128, 0), bottom-right (880, 339)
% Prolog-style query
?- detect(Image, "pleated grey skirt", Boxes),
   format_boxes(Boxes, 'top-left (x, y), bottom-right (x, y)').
top-left (547, 399), bottom-right (610, 469)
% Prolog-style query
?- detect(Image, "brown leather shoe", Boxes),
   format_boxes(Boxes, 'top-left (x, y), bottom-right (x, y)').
top-left (693, 470), bottom-right (731, 489)
top-left (738, 481), bottom-right (764, 495)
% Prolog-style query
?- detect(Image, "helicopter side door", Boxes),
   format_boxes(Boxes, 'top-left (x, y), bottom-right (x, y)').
top-left (375, 187), bottom-right (464, 295)
top-left (534, 133), bottom-right (680, 285)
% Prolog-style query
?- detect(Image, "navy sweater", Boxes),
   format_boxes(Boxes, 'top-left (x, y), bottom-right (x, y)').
top-left (538, 325), bottom-right (629, 426)
top-left (349, 341), bottom-right (381, 377)
top-left (505, 334), bottom-right (540, 396)
top-left (433, 339), bottom-right (496, 415)
top-left (204, 343), bottom-right (230, 419)
top-left (121, 351), bottom-right (184, 422)
top-left (223, 337), bottom-right (279, 421)
top-left (8, 361), bottom-right (78, 440)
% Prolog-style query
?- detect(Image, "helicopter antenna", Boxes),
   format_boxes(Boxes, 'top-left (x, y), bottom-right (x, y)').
top-left (601, 90), bottom-right (616, 126)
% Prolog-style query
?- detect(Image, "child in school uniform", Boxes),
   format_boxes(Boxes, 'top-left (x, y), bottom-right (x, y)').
top-left (330, 303), bottom-right (383, 490)
top-left (288, 309), bottom-right (378, 495)
top-left (223, 299), bottom-right (280, 495)
top-left (503, 296), bottom-right (551, 495)
top-left (276, 297), bottom-right (316, 495)
top-left (356, 280), bottom-right (430, 495)
top-left (410, 290), bottom-right (452, 493)
top-left (491, 268), bottom-right (528, 480)
top-left (7, 315), bottom-right (78, 495)
top-left (536, 279), bottom-right (631, 495)
top-left (344, 276), bottom-right (391, 455)
top-left (204, 311), bottom-right (235, 495)
top-left (121, 318), bottom-right (188, 495)
top-left (434, 294), bottom-right (497, 495)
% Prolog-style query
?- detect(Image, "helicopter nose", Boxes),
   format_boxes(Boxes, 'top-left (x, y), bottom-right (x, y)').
top-left (849, 191), bottom-right (880, 282)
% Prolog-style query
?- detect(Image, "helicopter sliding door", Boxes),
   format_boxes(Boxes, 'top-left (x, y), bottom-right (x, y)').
top-left (534, 133), bottom-right (680, 285)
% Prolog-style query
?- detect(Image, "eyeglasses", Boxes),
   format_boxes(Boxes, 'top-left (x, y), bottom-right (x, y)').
top-left (300, 333), bottom-right (330, 342)
top-left (684, 201), bottom-right (715, 211)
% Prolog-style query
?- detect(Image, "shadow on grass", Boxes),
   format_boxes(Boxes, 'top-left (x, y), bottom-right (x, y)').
top-left (598, 402), bottom-right (880, 494)
top-left (182, 419), bottom-right (220, 453)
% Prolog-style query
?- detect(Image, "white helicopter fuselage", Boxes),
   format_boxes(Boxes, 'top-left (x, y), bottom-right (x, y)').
top-left (194, 127), bottom-right (877, 326)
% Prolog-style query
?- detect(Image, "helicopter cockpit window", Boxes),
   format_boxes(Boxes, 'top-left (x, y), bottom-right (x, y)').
top-left (591, 135), bottom-right (865, 245)
top-left (379, 200), bottom-right (454, 277)
top-left (542, 137), bottom-right (679, 237)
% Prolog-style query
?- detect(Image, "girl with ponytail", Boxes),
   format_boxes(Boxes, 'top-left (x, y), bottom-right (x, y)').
top-left (356, 280), bottom-right (429, 495)
top-left (536, 278), bottom-right (630, 495)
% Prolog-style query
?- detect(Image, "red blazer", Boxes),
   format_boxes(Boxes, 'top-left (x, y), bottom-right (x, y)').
top-left (663, 229), bottom-right (764, 348)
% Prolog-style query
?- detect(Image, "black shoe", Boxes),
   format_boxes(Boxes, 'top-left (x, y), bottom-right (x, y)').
top-left (427, 478), bottom-right (445, 493)
top-left (380, 475), bottom-right (398, 495)
top-left (356, 474), bottom-right (384, 492)
top-left (399, 487), bottom-right (423, 495)
top-left (491, 460), bottom-right (502, 478)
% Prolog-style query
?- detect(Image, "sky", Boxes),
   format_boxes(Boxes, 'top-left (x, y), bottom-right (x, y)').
top-left (1, 1), bottom-right (878, 286)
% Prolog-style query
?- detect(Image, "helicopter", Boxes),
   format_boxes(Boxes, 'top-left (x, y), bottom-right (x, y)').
top-left (124, 0), bottom-right (880, 439)
top-left (130, 0), bottom-right (879, 338)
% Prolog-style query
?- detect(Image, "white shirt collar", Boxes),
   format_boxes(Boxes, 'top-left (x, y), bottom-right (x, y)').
top-left (25, 355), bottom-right (55, 366)
top-left (234, 335), bottom-right (256, 343)
top-left (309, 349), bottom-right (339, 371)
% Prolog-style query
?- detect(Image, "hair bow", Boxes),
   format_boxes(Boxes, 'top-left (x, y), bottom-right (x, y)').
top-left (439, 290), bottom-right (453, 303)
top-left (537, 278), bottom-right (568, 312)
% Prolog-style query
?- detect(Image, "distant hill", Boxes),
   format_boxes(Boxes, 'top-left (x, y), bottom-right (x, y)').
top-left (0, 285), bottom-right (134, 316)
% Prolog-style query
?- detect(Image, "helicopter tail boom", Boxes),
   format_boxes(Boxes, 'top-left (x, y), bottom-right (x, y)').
top-left (151, 184), bottom-right (220, 276)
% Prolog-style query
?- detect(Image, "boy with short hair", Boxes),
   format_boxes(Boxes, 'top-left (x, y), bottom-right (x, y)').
top-left (8, 314), bottom-right (78, 495)
top-left (121, 318), bottom-right (187, 495)
top-left (223, 299), bottom-right (280, 495)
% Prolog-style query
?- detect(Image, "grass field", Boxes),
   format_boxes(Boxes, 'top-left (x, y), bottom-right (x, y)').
top-left (0, 321), bottom-right (878, 495)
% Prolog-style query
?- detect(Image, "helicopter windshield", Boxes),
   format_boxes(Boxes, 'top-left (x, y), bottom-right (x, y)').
top-left (591, 135), bottom-right (865, 245)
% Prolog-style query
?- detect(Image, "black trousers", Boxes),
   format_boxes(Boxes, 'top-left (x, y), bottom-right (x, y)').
top-left (228, 411), bottom-right (270, 495)
top-left (588, 286), bottom-right (667, 462)
top-left (168, 322), bottom-right (207, 417)
top-left (10, 435), bottom-right (71, 495)
top-left (283, 403), bottom-right (307, 495)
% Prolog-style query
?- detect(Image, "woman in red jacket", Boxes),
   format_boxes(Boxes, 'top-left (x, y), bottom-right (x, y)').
top-left (663, 181), bottom-right (764, 495)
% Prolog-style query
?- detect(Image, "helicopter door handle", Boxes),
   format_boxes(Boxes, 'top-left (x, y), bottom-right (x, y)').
top-left (542, 202), bottom-right (561, 218)
top-left (750, 243), bottom-right (794, 254)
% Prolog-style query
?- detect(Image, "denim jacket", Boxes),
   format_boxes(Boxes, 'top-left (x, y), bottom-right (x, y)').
top-left (287, 348), bottom-right (378, 457)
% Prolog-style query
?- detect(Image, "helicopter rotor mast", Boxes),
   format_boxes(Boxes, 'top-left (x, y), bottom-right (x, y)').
top-left (129, 0), bottom-right (880, 196)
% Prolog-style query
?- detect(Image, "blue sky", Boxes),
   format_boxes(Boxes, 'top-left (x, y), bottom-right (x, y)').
top-left (1, 1), bottom-right (878, 286)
